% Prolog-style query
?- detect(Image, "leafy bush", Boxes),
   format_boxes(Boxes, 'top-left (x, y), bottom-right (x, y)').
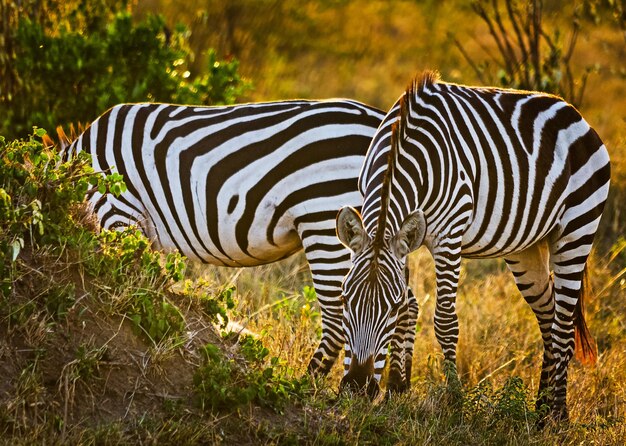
top-left (0, 130), bottom-right (195, 345)
top-left (1, 7), bottom-right (250, 139)
top-left (84, 228), bottom-right (181, 284)
top-left (0, 129), bottom-right (125, 295)
top-left (193, 336), bottom-right (310, 413)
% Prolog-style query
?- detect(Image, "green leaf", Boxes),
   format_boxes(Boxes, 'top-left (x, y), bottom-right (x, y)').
top-left (11, 238), bottom-right (24, 261)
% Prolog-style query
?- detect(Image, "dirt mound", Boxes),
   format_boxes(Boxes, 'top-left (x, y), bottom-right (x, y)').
top-left (0, 248), bottom-right (227, 437)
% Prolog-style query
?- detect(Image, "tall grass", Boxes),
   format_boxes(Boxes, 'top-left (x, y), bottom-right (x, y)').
top-left (186, 240), bottom-right (626, 444)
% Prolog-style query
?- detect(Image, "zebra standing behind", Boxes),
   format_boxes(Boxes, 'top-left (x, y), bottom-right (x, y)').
top-left (336, 71), bottom-right (610, 420)
top-left (60, 99), bottom-right (389, 376)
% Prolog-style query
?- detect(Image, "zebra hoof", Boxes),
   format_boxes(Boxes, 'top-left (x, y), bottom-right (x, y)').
top-left (339, 375), bottom-right (380, 400)
top-left (385, 382), bottom-right (409, 400)
top-left (386, 369), bottom-right (409, 396)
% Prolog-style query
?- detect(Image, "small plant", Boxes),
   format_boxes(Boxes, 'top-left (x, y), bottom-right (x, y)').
top-left (127, 289), bottom-right (186, 345)
top-left (239, 335), bottom-right (270, 363)
top-left (193, 336), bottom-right (310, 413)
top-left (464, 376), bottom-right (539, 428)
top-left (68, 344), bottom-right (108, 383)
top-left (183, 280), bottom-right (236, 327)
top-left (164, 251), bottom-right (186, 283)
top-left (44, 283), bottom-right (76, 320)
top-left (7, 355), bottom-right (48, 431)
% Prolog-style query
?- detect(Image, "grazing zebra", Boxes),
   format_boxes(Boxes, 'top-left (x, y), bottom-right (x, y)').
top-left (57, 99), bottom-right (388, 376)
top-left (336, 71), bottom-right (610, 420)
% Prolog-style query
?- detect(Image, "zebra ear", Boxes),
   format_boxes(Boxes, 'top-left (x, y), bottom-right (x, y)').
top-left (336, 206), bottom-right (368, 254)
top-left (392, 209), bottom-right (426, 259)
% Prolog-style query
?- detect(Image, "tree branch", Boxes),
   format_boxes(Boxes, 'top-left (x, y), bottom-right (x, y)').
top-left (452, 36), bottom-right (488, 84)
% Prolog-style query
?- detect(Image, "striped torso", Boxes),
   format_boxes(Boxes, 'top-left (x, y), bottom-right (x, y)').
top-left (359, 82), bottom-right (610, 258)
top-left (67, 100), bottom-right (384, 266)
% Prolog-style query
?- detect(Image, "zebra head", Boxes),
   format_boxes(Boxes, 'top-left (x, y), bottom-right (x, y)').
top-left (336, 112), bottom-right (426, 397)
top-left (336, 206), bottom-right (425, 396)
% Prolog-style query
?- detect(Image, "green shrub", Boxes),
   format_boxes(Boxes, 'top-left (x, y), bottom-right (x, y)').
top-left (0, 130), bottom-right (125, 295)
top-left (1, 7), bottom-right (250, 139)
top-left (128, 288), bottom-right (186, 344)
top-left (193, 336), bottom-right (310, 413)
top-left (0, 130), bottom-right (189, 347)
top-left (180, 280), bottom-right (236, 328)
top-left (464, 377), bottom-right (539, 427)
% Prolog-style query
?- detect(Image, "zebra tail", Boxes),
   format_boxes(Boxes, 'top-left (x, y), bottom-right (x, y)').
top-left (574, 265), bottom-right (597, 366)
top-left (45, 124), bottom-right (83, 162)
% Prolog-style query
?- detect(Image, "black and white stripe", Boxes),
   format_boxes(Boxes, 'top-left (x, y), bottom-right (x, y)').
top-left (64, 99), bottom-right (385, 376)
top-left (337, 71), bottom-right (610, 419)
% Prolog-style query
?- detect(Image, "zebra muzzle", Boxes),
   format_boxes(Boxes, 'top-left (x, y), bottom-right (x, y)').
top-left (340, 355), bottom-right (380, 398)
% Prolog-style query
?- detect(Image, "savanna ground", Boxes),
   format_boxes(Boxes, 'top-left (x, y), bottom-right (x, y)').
top-left (1, 1), bottom-right (625, 444)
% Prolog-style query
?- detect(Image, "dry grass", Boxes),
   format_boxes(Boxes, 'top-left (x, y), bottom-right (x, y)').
top-left (177, 242), bottom-right (626, 444)
top-left (1, 237), bottom-right (624, 444)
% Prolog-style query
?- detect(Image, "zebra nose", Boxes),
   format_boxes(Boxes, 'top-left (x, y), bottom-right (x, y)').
top-left (340, 356), bottom-right (380, 398)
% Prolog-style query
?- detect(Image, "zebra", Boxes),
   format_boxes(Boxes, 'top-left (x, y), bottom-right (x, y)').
top-left (56, 99), bottom-right (389, 377)
top-left (336, 71), bottom-right (610, 420)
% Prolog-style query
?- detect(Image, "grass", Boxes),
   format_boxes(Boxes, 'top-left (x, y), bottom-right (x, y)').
top-left (2, 232), bottom-right (625, 445)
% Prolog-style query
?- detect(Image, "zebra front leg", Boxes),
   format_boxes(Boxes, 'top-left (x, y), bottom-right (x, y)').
top-left (404, 287), bottom-right (419, 384)
top-left (433, 244), bottom-right (462, 391)
top-left (385, 287), bottom-right (419, 395)
top-left (387, 267), bottom-right (419, 395)
top-left (386, 299), bottom-right (410, 395)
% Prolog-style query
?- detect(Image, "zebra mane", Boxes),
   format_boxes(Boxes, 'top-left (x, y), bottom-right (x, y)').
top-left (408, 70), bottom-right (440, 98)
top-left (371, 123), bottom-right (397, 254)
top-left (372, 99), bottom-right (407, 254)
top-left (372, 70), bottom-right (438, 255)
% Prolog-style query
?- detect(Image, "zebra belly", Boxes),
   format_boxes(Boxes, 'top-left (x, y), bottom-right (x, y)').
top-left (457, 181), bottom-right (564, 260)
top-left (458, 200), bottom-right (561, 259)
top-left (146, 198), bottom-right (302, 268)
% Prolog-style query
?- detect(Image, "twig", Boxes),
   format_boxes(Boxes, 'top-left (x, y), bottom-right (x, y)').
top-left (506, 0), bottom-right (530, 86)
top-left (492, 0), bottom-right (518, 74)
top-left (477, 355), bottom-right (522, 385)
top-left (530, 0), bottom-right (542, 87)
top-left (452, 36), bottom-right (488, 84)
top-left (473, 1), bottom-right (513, 75)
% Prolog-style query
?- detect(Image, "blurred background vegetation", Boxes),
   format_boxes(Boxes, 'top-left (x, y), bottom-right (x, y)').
top-left (1, 0), bottom-right (624, 242)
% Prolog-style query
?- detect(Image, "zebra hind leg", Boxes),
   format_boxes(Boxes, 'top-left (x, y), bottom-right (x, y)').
top-left (549, 240), bottom-right (597, 422)
top-left (305, 295), bottom-right (344, 377)
top-left (504, 241), bottom-right (556, 418)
